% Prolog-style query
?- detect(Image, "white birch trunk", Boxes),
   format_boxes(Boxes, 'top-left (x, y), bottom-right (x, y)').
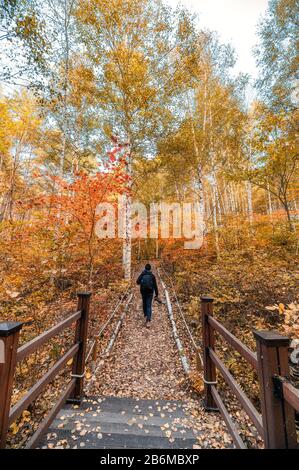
top-left (215, 181), bottom-right (222, 224)
top-left (229, 183), bottom-right (237, 214)
top-left (123, 148), bottom-right (132, 280)
top-left (246, 181), bottom-right (253, 223)
top-left (223, 185), bottom-right (229, 215)
top-left (212, 180), bottom-right (220, 256)
top-left (267, 179), bottom-right (273, 220)
top-left (187, 92), bottom-right (206, 236)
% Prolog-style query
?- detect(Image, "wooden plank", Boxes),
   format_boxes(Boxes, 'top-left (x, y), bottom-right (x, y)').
top-left (165, 289), bottom-right (190, 374)
top-left (276, 349), bottom-right (298, 448)
top-left (0, 323), bottom-right (23, 448)
top-left (208, 316), bottom-right (258, 370)
top-left (201, 297), bottom-right (217, 410)
top-left (16, 311), bottom-right (81, 363)
top-left (105, 293), bottom-right (133, 356)
top-left (9, 343), bottom-right (79, 426)
top-left (209, 348), bottom-right (264, 437)
top-left (211, 385), bottom-right (246, 449)
top-left (85, 338), bottom-right (97, 364)
top-left (283, 381), bottom-right (299, 413)
top-left (25, 379), bottom-right (76, 449)
top-left (69, 293), bottom-right (92, 401)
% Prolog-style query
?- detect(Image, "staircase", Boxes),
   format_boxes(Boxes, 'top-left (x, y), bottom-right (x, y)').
top-left (39, 396), bottom-right (200, 449)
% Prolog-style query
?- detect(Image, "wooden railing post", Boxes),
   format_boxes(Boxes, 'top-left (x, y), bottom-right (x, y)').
top-left (201, 296), bottom-right (218, 411)
top-left (254, 330), bottom-right (297, 449)
top-left (0, 322), bottom-right (23, 448)
top-left (68, 292), bottom-right (92, 403)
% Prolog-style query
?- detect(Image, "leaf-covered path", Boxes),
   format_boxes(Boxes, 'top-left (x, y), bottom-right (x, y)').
top-left (70, 269), bottom-right (232, 448)
top-left (40, 268), bottom-right (233, 449)
top-left (87, 270), bottom-right (189, 400)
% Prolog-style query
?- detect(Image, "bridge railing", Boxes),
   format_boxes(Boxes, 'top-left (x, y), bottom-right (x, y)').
top-left (0, 292), bottom-right (91, 449)
top-left (201, 296), bottom-right (298, 449)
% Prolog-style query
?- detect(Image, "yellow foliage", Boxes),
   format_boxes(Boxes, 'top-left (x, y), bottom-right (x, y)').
top-left (10, 423), bottom-right (19, 435)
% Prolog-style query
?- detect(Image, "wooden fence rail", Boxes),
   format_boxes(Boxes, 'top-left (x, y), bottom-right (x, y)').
top-left (1, 291), bottom-right (298, 450)
top-left (279, 380), bottom-right (299, 413)
top-left (201, 296), bottom-right (299, 449)
top-left (0, 292), bottom-right (91, 449)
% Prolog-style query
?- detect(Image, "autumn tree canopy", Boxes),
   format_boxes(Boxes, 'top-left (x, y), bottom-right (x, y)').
top-left (0, 0), bottom-right (298, 285)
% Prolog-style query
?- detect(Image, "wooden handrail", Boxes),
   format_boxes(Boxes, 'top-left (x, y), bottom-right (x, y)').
top-left (254, 331), bottom-right (297, 448)
top-left (211, 385), bottom-right (246, 449)
top-left (16, 310), bottom-right (82, 363)
top-left (201, 297), bottom-right (217, 410)
top-left (9, 343), bottom-right (79, 426)
top-left (69, 292), bottom-right (91, 401)
top-left (209, 348), bottom-right (264, 437)
top-left (208, 316), bottom-right (258, 370)
top-left (200, 297), bottom-right (298, 449)
top-left (0, 292), bottom-right (91, 449)
top-left (282, 381), bottom-right (299, 413)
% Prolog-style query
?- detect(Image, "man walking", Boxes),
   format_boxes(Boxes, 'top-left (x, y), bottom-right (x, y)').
top-left (136, 264), bottom-right (158, 327)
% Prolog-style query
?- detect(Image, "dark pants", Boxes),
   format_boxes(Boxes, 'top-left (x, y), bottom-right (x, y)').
top-left (141, 291), bottom-right (153, 321)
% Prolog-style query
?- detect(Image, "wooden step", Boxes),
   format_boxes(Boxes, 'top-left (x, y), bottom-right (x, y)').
top-left (39, 396), bottom-right (201, 449)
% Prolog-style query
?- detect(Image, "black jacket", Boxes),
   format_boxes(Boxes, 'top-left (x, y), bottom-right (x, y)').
top-left (137, 270), bottom-right (158, 296)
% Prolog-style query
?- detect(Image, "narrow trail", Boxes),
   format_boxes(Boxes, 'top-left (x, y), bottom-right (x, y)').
top-left (87, 268), bottom-right (188, 400)
top-left (40, 266), bottom-right (233, 449)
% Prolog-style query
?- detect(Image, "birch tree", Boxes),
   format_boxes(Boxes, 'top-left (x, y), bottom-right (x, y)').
top-left (77, 0), bottom-right (197, 279)
top-left (40, 0), bottom-right (78, 177)
top-left (245, 104), bottom-right (298, 231)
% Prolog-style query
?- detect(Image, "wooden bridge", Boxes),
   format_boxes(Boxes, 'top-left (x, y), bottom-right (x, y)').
top-left (0, 282), bottom-right (298, 449)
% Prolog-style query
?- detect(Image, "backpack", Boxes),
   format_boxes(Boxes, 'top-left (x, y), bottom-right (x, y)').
top-left (140, 272), bottom-right (154, 292)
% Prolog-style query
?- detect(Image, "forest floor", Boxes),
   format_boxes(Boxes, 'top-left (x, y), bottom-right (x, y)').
top-left (5, 244), bottom-right (297, 448)
top-left (159, 242), bottom-right (299, 444)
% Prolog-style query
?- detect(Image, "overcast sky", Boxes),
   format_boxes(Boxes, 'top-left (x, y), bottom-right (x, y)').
top-left (166, 0), bottom-right (269, 78)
